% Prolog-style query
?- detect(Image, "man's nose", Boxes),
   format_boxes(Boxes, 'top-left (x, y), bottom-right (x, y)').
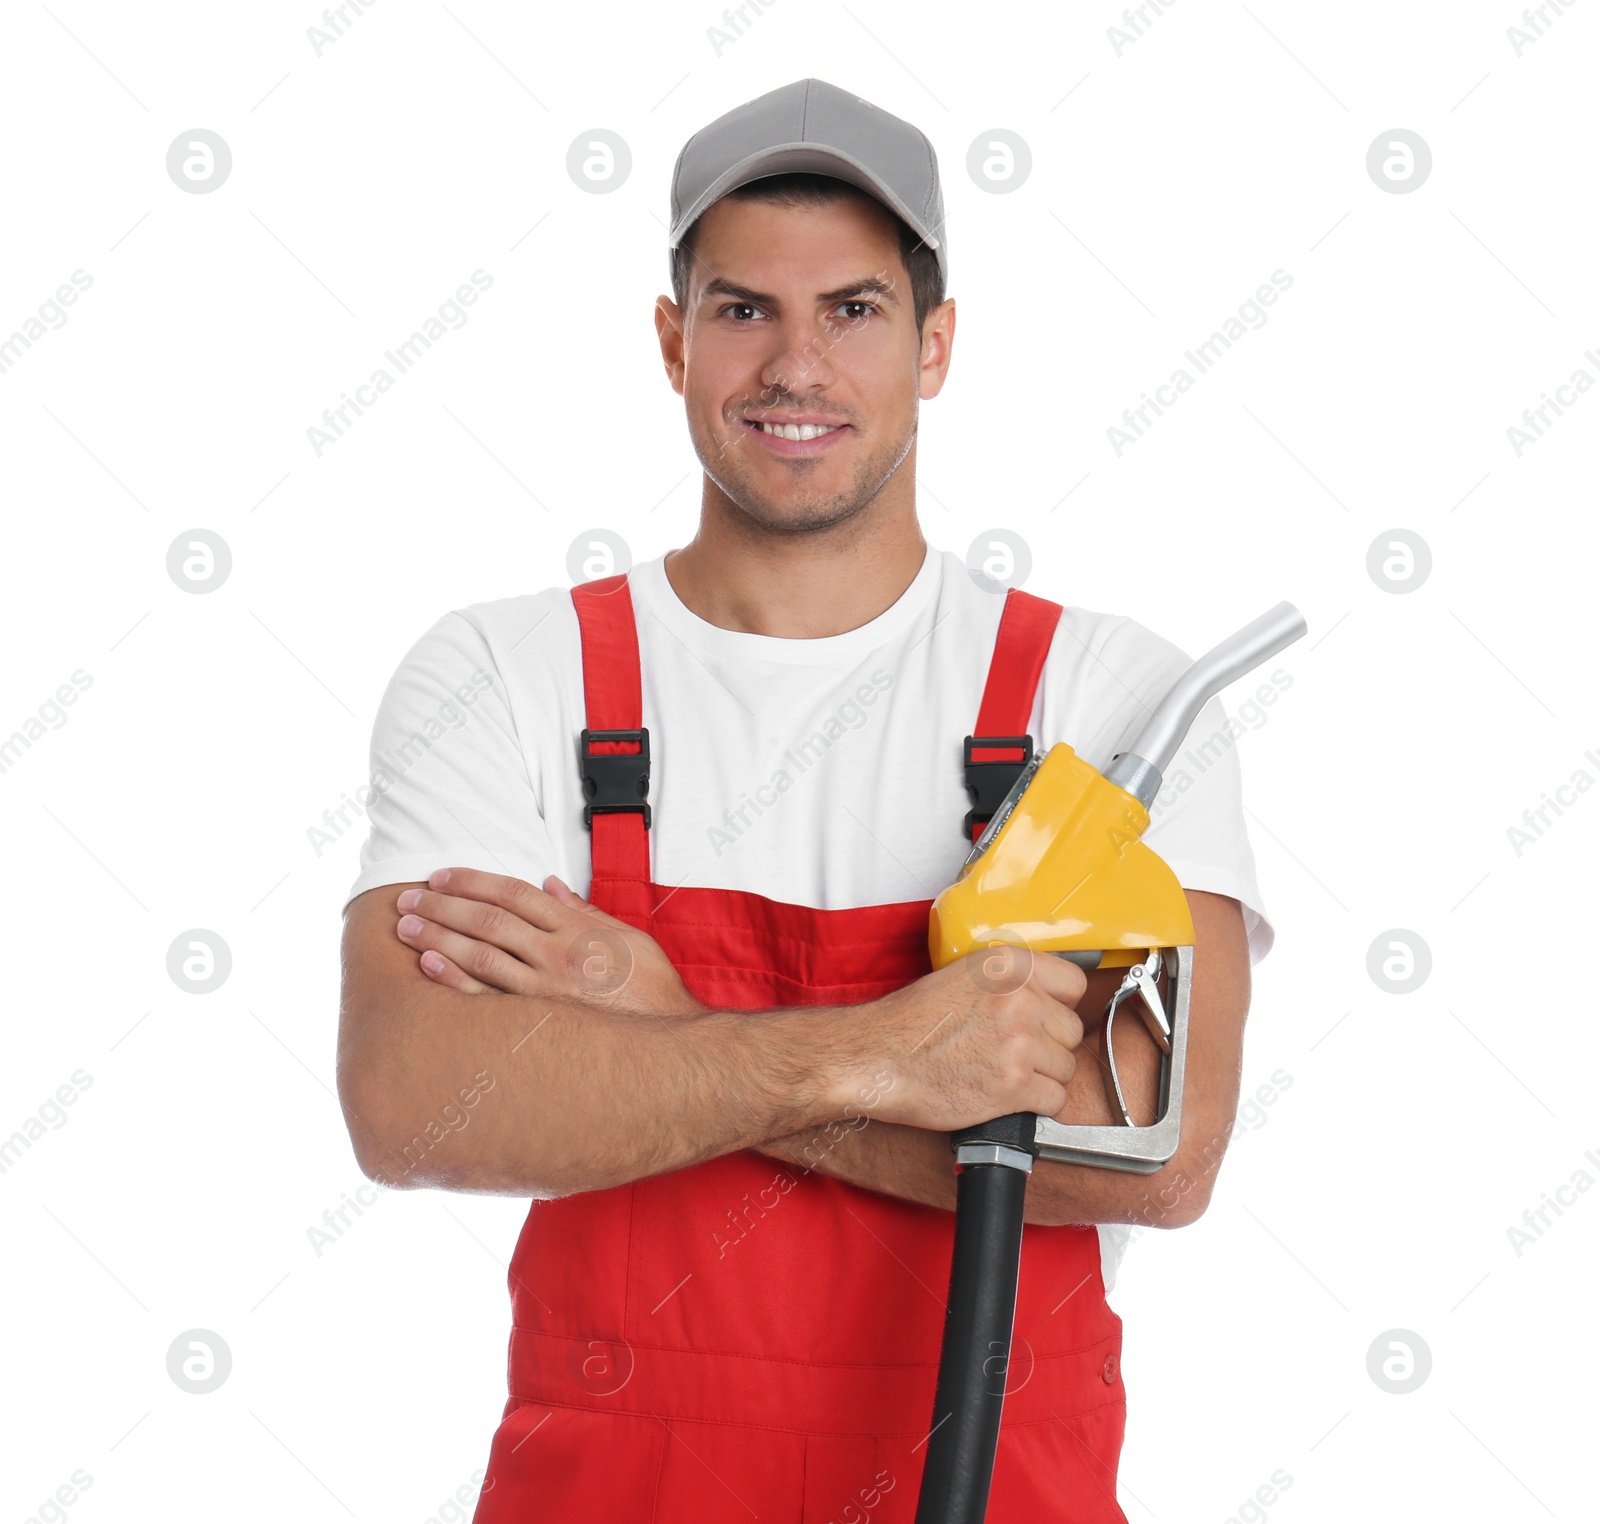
top-left (759, 312), bottom-right (842, 394)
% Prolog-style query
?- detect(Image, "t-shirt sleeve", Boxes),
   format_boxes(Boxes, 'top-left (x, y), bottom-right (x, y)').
top-left (342, 610), bottom-right (558, 911)
top-left (1066, 615), bottom-right (1277, 966)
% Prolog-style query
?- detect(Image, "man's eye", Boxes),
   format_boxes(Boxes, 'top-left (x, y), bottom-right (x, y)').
top-left (725, 303), bottom-right (763, 322)
top-left (838, 300), bottom-right (877, 321)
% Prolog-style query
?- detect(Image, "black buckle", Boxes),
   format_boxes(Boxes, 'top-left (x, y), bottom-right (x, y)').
top-left (963, 734), bottom-right (1033, 839)
top-left (580, 728), bottom-right (651, 829)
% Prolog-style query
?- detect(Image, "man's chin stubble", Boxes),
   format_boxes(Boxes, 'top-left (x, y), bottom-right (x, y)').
top-left (699, 426), bottom-right (915, 539)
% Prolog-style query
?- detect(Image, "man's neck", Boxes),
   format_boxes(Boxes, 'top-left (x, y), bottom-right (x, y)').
top-left (663, 500), bottom-right (927, 640)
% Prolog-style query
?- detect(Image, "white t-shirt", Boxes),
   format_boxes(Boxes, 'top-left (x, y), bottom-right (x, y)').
top-left (345, 543), bottom-right (1276, 1292)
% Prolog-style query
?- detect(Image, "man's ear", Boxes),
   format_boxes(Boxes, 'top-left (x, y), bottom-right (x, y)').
top-left (918, 296), bottom-right (956, 402)
top-left (656, 295), bottom-right (687, 396)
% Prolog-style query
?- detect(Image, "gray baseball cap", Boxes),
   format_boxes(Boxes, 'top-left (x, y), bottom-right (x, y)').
top-left (668, 77), bottom-right (947, 287)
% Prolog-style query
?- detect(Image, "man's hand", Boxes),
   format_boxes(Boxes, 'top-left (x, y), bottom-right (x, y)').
top-left (392, 867), bottom-right (707, 1017)
top-left (825, 945), bottom-right (1088, 1134)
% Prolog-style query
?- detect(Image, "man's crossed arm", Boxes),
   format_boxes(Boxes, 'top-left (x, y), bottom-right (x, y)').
top-left (337, 869), bottom-right (1250, 1230)
top-left (755, 889), bottom-right (1251, 1230)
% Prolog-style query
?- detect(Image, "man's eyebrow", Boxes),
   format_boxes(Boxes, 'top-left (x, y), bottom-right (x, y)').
top-left (698, 275), bottom-right (902, 308)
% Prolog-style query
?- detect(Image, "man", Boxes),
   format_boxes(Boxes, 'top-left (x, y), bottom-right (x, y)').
top-left (337, 77), bottom-right (1270, 1522)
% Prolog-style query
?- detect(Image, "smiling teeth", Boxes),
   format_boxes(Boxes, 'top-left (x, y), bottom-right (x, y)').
top-left (760, 422), bottom-right (838, 440)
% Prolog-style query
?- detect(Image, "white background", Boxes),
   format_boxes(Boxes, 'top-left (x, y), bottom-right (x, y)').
top-left (2, 2), bottom-right (1595, 1521)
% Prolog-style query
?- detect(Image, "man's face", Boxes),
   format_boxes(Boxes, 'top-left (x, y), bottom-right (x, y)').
top-left (659, 192), bottom-right (951, 536)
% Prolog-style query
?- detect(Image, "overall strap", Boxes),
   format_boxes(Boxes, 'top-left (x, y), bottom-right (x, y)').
top-left (571, 575), bottom-right (652, 886)
top-left (964, 588), bottom-right (1064, 843)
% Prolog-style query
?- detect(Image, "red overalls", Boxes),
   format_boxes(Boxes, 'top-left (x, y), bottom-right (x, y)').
top-left (471, 574), bottom-right (1130, 1523)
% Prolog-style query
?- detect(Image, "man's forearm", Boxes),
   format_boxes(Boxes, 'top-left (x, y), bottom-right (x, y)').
top-left (341, 962), bottom-right (861, 1197)
top-left (761, 1115), bottom-right (961, 1213)
top-left (759, 1118), bottom-right (1195, 1231)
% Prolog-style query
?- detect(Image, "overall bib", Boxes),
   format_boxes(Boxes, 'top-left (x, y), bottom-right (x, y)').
top-left (471, 574), bottom-right (1130, 1524)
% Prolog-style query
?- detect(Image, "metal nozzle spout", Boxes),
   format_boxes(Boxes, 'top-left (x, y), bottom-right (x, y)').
top-left (1103, 601), bottom-right (1308, 809)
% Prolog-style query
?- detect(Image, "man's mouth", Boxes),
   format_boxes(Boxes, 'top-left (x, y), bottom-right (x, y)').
top-left (739, 417), bottom-right (852, 455)
top-left (747, 419), bottom-right (844, 441)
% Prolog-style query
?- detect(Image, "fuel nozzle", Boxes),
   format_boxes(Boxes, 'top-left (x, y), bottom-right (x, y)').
top-left (928, 599), bottom-right (1308, 1172)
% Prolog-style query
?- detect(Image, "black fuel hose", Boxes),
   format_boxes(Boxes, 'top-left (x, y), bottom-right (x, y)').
top-left (914, 1112), bottom-right (1037, 1523)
